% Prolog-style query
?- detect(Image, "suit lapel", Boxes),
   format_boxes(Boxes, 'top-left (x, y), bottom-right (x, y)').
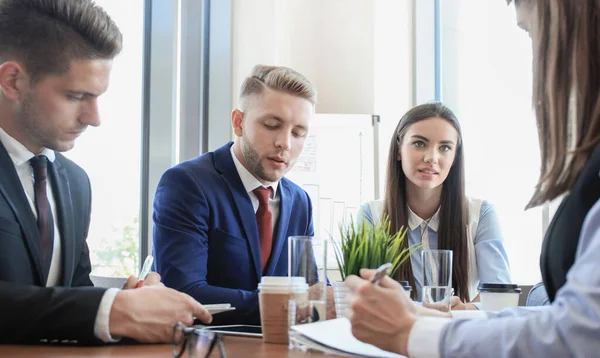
top-left (265, 181), bottom-right (291, 275)
top-left (0, 142), bottom-right (44, 284)
top-left (214, 143), bottom-right (262, 281)
top-left (48, 156), bottom-right (75, 286)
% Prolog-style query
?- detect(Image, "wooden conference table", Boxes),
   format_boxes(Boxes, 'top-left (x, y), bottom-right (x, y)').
top-left (0, 336), bottom-right (329, 357)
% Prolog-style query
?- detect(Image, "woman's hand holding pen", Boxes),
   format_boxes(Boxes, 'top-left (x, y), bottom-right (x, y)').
top-left (345, 268), bottom-right (418, 356)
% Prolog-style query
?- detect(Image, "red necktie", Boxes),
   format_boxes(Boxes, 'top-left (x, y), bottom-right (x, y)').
top-left (30, 155), bottom-right (54, 276)
top-left (253, 187), bottom-right (273, 271)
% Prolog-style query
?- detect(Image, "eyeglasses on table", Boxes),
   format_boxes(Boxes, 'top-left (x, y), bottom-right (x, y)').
top-left (172, 321), bottom-right (227, 358)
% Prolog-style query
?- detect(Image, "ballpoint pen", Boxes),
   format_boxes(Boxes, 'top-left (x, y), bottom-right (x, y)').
top-left (135, 255), bottom-right (154, 288)
top-left (369, 262), bottom-right (393, 285)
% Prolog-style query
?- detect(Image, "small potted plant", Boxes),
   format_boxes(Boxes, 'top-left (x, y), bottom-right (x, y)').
top-left (331, 214), bottom-right (419, 317)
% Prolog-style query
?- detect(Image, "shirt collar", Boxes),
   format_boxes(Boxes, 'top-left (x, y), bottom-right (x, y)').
top-left (407, 205), bottom-right (440, 232)
top-left (0, 126), bottom-right (55, 166)
top-left (230, 144), bottom-right (279, 198)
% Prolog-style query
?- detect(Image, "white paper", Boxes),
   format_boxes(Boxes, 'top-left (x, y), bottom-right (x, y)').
top-left (291, 318), bottom-right (406, 358)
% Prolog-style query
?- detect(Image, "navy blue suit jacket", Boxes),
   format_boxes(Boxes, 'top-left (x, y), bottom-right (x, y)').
top-left (152, 142), bottom-right (314, 325)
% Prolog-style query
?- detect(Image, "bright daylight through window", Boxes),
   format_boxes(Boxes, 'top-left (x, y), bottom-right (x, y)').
top-left (63, 0), bottom-right (144, 277)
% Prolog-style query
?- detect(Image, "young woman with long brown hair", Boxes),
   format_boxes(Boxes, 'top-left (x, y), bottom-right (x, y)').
top-left (358, 102), bottom-right (511, 308)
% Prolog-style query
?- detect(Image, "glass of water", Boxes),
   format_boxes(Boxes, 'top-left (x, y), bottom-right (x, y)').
top-left (288, 236), bottom-right (329, 321)
top-left (421, 249), bottom-right (453, 312)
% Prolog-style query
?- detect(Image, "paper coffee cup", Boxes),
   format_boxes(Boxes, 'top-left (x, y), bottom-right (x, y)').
top-left (399, 280), bottom-right (412, 297)
top-left (258, 277), bottom-right (308, 344)
top-left (479, 283), bottom-right (521, 311)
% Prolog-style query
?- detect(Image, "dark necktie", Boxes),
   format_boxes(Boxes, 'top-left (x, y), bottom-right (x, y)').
top-left (253, 187), bottom-right (273, 271)
top-left (30, 155), bottom-right (54, 275)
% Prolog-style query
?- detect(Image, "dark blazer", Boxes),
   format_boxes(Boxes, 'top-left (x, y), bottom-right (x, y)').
top-left (153, 142), bottom-right (314, 325)
top-left (0, 281), bottom-right (106, 344)
top-left (0, 141), bottom-right (94, 287)
top-left (0, 141), bottom-right (103, 343)
top-left (541, 143), bottom-right (600, 301)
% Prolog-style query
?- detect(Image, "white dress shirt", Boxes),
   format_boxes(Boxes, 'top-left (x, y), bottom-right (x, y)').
top-left (359, 198), bottom-right (511, 302)
top-left (0, 127), bottom-right (117, 343)
top-left (230, 145), bottom-right (280, 233)
top-left (406, 205), bottom-right (440, 249)
top-left (0, 127), bottom-right (62, 286)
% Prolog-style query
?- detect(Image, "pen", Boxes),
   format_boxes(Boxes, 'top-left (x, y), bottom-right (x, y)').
top-left (135, 255), bottom-right (154, 288)
top-left (369, 263), bottom-right (392, 285)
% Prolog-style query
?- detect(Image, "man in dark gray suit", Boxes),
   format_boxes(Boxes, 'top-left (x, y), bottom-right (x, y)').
top-left (0, 0), bottom-right (211, 344)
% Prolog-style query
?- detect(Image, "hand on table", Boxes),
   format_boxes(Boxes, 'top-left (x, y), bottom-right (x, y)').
top-left (449, 296), bottom-right (479, 311)
top-left (109, 286), bottom-right (212, 343)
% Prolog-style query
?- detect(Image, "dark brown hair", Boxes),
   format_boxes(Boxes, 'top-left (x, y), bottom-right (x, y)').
top-left (508, 0), bottom-right (600, 208)
top-left (239, 64), bottom-right (317, 107)
top-left (384, 102), bottom-right (470, 302)
top-left (0, 0), bottom-right (122, 83)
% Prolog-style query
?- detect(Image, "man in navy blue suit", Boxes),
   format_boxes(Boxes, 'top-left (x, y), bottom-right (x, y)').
top-left (153, 64), bottom-right (317, 325)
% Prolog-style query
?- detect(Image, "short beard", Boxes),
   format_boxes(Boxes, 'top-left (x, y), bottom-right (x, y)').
top-left (240, 137), bottom-right (278, 183)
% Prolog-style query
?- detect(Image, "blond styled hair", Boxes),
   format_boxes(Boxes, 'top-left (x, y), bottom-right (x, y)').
top-left (239, 65), bottom-right (317, 109)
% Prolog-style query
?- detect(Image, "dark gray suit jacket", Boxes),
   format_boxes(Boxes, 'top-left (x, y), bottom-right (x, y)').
top-left (0, 141), bottom-right (107, 344)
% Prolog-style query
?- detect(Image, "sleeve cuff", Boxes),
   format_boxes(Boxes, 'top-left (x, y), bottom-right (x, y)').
top-left (407, 317), bottom-right (451, 358)
top-left (450, 309), bottom-right (488, 320)
top-left (94, 288), bottom-right (120, 342)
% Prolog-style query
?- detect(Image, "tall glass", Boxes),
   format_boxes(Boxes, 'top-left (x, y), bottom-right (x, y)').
top-left (421, 249), bottom-right (453, 312)
top-left (288, 236), bottom-right (328, 322)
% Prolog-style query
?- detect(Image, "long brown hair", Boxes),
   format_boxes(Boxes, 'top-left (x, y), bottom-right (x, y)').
top-left (509, 0), bottom-right (600, 207)
top-left (384, 102), bottom-right (470, 302)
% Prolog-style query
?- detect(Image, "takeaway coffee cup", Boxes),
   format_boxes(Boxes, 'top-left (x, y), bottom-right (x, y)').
top-left (258, 276), bottom-right (308, 344)
top-left (479, 283), bottom-right (522, 311)
top-left (399, 280), bottom-right (413, 297)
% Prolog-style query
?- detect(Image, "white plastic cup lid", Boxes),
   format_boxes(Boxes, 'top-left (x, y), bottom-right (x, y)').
top-left (258, 276), bottom-right (308, 291)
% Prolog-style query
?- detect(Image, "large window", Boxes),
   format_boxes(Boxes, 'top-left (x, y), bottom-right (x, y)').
top-left (439, 0), bottom-right (542, 284)
top-left (64, 0), bottom-right (145, 277)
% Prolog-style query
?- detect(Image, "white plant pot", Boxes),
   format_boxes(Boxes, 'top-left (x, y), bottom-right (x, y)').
top-left (333, 281), bottom-right (349, 318)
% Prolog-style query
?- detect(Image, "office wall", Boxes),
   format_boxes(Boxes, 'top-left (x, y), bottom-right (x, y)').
top-left (232, 0), bottom-right (412, 114)
top-left (232, 0), bottom-right (376, 115)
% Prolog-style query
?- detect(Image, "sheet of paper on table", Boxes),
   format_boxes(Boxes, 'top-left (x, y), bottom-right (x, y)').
top-left (290, 318), bottom-right (406, 358)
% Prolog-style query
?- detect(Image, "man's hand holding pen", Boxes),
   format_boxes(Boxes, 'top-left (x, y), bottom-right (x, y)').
top-left (108, 254), bottom-right (213, 342)
top-left (122, 255), bottom-right (162, 289)
top-left (122, 272), bottom-right (163, 289)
